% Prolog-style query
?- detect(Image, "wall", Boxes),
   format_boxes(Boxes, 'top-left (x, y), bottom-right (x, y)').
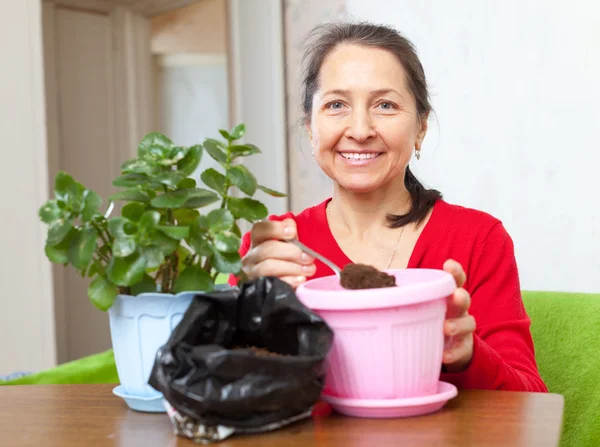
top-left (152, 0), bottom-right (229, 210)
top-left (283, 0), bottom-right (347, 213)
top-left (43, 1), bottom-right (153, 363)
top-left (228, 0), bottom-right (289, 219)
top-left (0, 0), bottom-right (56, 373)
top-left (346, 0), bottom-right (600, 293)
top-left (151, 0), bottom-right (227, 54)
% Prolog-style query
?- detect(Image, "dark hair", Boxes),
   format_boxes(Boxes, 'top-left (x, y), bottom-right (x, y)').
top-left (300, 22), bottom-right (442, 228)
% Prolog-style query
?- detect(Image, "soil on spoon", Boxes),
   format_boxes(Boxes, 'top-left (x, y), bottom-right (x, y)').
top-left (340, 263), bottom-right (397, 290)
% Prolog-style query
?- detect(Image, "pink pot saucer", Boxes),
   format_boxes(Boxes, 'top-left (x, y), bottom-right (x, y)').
top-left (321, 381), bottom-right (458, 419)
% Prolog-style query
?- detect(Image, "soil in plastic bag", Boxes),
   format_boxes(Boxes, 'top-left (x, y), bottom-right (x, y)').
top-left (148, 276), bottom-right (334, 432)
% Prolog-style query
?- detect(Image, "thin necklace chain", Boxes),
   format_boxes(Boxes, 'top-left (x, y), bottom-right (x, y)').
top-left (327, 201), bottom-right (406, 271)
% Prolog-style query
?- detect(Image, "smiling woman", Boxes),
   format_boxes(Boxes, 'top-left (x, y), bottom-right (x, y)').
top-left (230, 21), bottom-right (547, 393)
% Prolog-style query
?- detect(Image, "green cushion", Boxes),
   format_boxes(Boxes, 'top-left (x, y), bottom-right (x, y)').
top-left (523, 291), bottom-right (600, 447)
top-left (0, 349), bottom-right (118, 386)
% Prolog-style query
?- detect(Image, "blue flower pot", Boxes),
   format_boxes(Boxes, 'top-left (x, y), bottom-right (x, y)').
top-left (108, 291), bottom-right (197, 412)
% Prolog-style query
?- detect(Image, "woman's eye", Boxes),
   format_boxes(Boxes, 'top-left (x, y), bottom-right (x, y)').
top-left (379, 101), bottom-right (395, 110)
top-left (328, 101), bottom-right (344, 110)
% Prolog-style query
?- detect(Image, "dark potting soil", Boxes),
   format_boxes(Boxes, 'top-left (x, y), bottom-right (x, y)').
top-left (339, 263), bottom-right (397, 290)
top-left (232, 346), bottom-right (284, 358)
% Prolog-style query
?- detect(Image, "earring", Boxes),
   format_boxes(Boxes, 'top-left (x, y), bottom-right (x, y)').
top-left (415, 149), bottom-right (421, 160)
top-left (311, 149), bottom-right (315, 157)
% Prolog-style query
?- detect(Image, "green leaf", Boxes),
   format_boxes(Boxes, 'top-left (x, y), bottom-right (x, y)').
top-left (159, 146), bottom-right (188, 166)
top-left (211, 249), bottom-right (242, 274)
top-left (232, 222), bottom-right (242, 237)
top-left (153, 172), bottom-right (185, 188)
top-left (257, 184), bottom-right (287, 197)
top-left (139, 245), bottom-right (165, 269)
top-left (87, 260), bottom-right (105, 277)
top-left (88, 275), bottom-right (118, 311)
top-left (229, 144), bottom-right (261, 159)
top-left (120, 158), bottom-right (157, 175)
top-left (113, 237), bottom-right (137, 258)
top-left (122, 202), bottom-right (146, 222)
top-left (81, 190), bottom-right (102, 221)
top-left (47, 217), bottom-right (74, 246)
top-left (139, 211), bottom-right (160, 231)
top-left (203, 139), bottom-right (227, 165)
top-left (112, 173), bottom-right (150, 188)
top-left (44, 229), bottom-right (74, 264)
top-left (173, 265), bottom-right (213, 294)
top-left (214, 233), bottom-right (241, 253)
top-left (227, 197), bottom-right (268, 222)
top-left (177, 245), bottom-right (193, 271)
top-left (68, 228), bottom-right (98, 270)
top-left (188, 219), bottom-right (211, 256)
top-left (200, 169), bottom-right (227, 195)
top-left (173, 209), bottom-right (199, 226)
top-left (207, 209), bottom-right (234, 232)
top-left (157, 225), bottom-right (189, 240)
top-left (39, 200), bottom-right (64, 224)
top-left (230, 123), bottom-right (246, 140)
top-left (177, 178), bottom-right (196, 189)
top-left (109, 189), bottom-right (151, 203)
top-left (183, 190), bottom-right (220, 209)
top-left (177, 145), bottom-right (203, 176)
top-left (148, 231), bottom-right (180, 256)
top-left (130, 274), bottom-right (157, 295)
top-left (54, 172), bottom-right (85, 211)
top-left (108, 217), bottom-right (132, 238)
top-left (227, 165), bottom-right (257, 196)
top-left (150, 189), bottom-right (193, 208)
top-left (107, 251), bottom-right (147, 286)
top-left (219, 129), bottom-right (233, 141)
top-left (138, 132), bottom-right (174, 158)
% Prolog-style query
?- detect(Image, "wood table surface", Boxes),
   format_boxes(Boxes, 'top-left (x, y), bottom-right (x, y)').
top-left (0, 384), bottom-right (563, 447)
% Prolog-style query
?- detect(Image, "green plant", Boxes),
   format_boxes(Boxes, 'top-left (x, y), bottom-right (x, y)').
top-left (38, 124), bottom-right (285, 311)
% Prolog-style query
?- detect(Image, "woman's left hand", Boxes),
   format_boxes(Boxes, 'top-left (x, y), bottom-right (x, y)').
top-left (442, 259), bottom-right (476, 373)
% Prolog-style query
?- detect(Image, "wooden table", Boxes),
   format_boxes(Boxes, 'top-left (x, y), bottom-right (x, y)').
top-left (0, 384), bottom-right (563, 446)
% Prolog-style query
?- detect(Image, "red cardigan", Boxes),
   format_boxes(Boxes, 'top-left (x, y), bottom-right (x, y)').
top-left (231, 199), bottom-right (547, 392)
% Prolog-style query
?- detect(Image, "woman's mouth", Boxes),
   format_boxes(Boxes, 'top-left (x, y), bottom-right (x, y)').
top-left (338, 152), bottom-right (383, 165)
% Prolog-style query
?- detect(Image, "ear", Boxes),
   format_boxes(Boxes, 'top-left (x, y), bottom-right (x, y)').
top-left (415, 112), bottom-right (429, 151)
top-left (305, 121), bottom-right (313, 142)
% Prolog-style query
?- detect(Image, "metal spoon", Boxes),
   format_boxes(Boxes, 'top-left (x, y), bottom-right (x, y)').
top-left (287, 238), bottom-right (342, 277)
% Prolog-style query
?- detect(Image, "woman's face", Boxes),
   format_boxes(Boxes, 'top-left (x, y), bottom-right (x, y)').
top-left (307, 44), bottom-right (427, 194)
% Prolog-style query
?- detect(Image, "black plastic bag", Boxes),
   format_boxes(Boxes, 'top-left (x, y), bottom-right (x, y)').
top-left (149, 277), bottom-right (333, 443)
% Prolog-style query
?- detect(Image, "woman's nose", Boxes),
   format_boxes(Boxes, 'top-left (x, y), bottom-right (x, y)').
top-left (344, 110), bottom-right (376, 142)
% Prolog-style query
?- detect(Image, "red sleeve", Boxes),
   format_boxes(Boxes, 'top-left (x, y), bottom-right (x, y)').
top-left (441, 223), bottom-right (548, 392)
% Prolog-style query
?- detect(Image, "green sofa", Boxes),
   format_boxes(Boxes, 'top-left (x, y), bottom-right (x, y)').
top-left (2, 290), bottom-right (598, 447)
top-left (521, 291), bottom-right (600, 447)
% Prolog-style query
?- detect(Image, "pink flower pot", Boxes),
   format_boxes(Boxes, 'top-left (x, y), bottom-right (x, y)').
top-left (296, 269), bottom-right (455, 400)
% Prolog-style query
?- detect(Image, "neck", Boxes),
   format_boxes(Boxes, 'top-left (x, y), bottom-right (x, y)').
top-left (329, 174), bottom-right (411, 237)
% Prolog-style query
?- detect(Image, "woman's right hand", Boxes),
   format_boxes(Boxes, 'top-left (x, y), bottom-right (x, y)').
top-left (241, 218), bottom-right (316, 288)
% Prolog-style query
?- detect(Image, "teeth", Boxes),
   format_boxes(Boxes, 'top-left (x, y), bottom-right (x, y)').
top-left (341, 153), bottom-right (378, 160)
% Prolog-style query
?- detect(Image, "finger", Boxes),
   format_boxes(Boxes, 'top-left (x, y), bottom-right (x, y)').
top-left (246, 258), bottom-right (316, 280)
top-left (280, 275), bottom-right (308, 289)
top-left (444, 314), bottom-right (476, 337)
top-left (443, 334), bottom-right (473, 365)
top-left (244, 240), bottom-right (314, 266)
top-left (446, 287), bottom-right (471, 318)
top-left (443, 259), bottom-right (466, 287)
top-left (250, 218), bottom-right (297, 246)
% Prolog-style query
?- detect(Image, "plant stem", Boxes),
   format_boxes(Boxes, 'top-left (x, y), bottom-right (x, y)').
top-left (220, 141), bottom-right (233, 209)
top-left (163, 185), bottom-right (175, 224)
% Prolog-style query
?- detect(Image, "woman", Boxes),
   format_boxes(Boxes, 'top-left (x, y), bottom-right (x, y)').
top-left (231, 22), bottom-right (546, 392)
